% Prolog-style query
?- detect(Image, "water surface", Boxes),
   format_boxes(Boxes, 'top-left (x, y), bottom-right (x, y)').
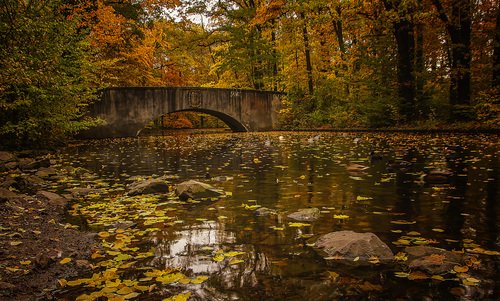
top-left (56, 132), bottom-right (500, 300)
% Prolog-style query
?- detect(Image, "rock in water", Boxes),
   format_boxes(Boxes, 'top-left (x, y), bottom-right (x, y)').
top-left (287, 208), bottom-right (320, 221)
top-left (313, 231), bottom-right (394, 264)
top-left (127, 178), bottom-right (170, 196)
top-left (36, 191), bottom-right (68, 207)
top-left (175, 180), bottom-right (224, 200)
top-left (404, 246), bottom-right (462, 274)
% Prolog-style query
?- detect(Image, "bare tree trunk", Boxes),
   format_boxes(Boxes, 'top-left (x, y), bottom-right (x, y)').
top-left (432, 0), bottom-right (472, 110)
top-left (383, 0), bottom-right (417, 122)
top-left (300, 11), bottom-right (314, 95)
top-left (493, 5), bottom-right (500, 87)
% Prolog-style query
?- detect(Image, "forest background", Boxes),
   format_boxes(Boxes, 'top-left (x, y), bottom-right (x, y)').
top-left (0, 0), bottom-right (499, 147)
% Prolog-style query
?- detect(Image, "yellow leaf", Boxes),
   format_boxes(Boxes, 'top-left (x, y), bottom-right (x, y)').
top-left (465, 277), bottom-right (480, 283)
top-left (117, 286), bottom-right (135, 295)
top-left (213, 254), bottom-right (225, 262)
top-left (223, 251), bottom-right (245, 257)
top-left (356, 196), bottom-right (372, 201)
top-left (191, 275), bottom-right (209, 284)
top-left (453, 265), bottom-right (469, 273)
top-left (10, 241), bottom-right (22, 246)
top-left (156, 272), bottom-right (186, 284)
top-left (20, 260), bottom-right (31, 265)
top-left (390, 220), bottom-right (416, 225)
top-left (60, 257), bottom-right (72, 265)
top-left (229, 259), bottom-right (244, 265)
top-left (432, 228), bottom-right (445, 233)
top-left (394, 252), bottom-right (408, 261)
top-left (407, 231), bottom-right (421, 236)
top-left (58, 278), bottom-right (67, 287)
top-left (98, 231), bottom-right (110, 238)
top-left (123, 292), bottom-right (141, 299)
top-left (163, 292), bottom-right (191, 301)
top-left (288, 222), bottom-right (311, 227)
top-left (394, 272), bottom-right (409, 278)
top-left (333, 214), bottom-right (349, 219)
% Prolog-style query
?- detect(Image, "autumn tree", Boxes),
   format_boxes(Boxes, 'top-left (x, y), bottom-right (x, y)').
top-left (0, 0), bottom-right (99, 147)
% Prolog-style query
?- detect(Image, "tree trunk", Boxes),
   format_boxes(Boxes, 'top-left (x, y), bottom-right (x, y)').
top-left (449, 0), bottom-right (471, 106)
top-left (394, 19), bottom-right (417, 121)
top-left (432, 0), bottom-right (472, 111)
top-left (493, 5), bottom-right (500, 87)
top-left (415, 0), bottom-right (428, 117)
top-left (300, 11), bottom-right (314, 95)
top-left (383, 0), bottom-right (417, 122)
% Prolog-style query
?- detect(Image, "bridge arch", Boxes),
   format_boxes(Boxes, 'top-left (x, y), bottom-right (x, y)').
top-left (80, 87), bottom-right (280, 138)
top-left (172, 109), bottom-right (248, 132)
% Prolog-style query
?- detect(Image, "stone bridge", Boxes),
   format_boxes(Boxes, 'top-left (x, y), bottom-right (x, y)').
top-left (80, 87), bottom-right (282, 138)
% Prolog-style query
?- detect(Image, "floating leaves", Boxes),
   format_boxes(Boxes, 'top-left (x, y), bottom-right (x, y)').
top-left (390, 220), bottom-right (416, 225)
top-left (288, 222), bottom-right (311, 228)
top-left (333, 214), bottom-right (349, 219)
top-left (59, 257), bottom-right (72, 265)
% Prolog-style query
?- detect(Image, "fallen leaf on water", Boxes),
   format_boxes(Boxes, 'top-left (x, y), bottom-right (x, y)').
top-left (98, 231), bottom-right (110, 238)
top-left (59, 258), bottom-right (72, 265)
top-left (223, 251), bottom-right (245, 257)
top-left (333, 214), bottom-right (349, 219)
top-left (58, 278), bottom-right (67, 287)
top-left (191, 275), bottom-right (209, 284)
top-left (390, 220), bottom-right (416, 225)
top-left (163, 292), bottom-right (191, 301)
top-left (432, 228), bottom-right (445, 233)
top-left (408, 271), bottom-right (429, 280)
top-left (453, 265), bottom-right (469, 273)
top-left (213, 254), bottom-right (224, 262)
top-left (288, 222), bottom-right (311, 227)
top-left (394, 272), bottom-right (410, 278)
top-left (394, 252), bottom-right (408, 261)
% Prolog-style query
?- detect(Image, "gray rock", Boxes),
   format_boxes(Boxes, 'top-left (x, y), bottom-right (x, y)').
top-left (19, 158), bottom-right (51, 171)
top-left (127, 178), bottom-right (170, 196)
top-left (287, 208), bottom-right (321, 221)
top-left (175, 180), bottom-right (224, 200)
top-left (405, 246), bottom-right (462, 274)
top-left (35, 167), bottom-right (58, 179)
top-left (313, 231), bottom-right (394, 264)
top-left (255, 207), bottom-right (277, 217)
top-left (68, 187), bottom-right (102, 198)
top-left (36, 190), bottom-right (68, 207)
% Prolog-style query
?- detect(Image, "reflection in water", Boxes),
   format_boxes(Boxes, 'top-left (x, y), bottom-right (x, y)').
top-left (59, 132), bottom-right (500, 300)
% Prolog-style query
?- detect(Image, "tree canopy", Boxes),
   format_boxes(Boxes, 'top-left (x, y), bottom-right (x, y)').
top-left (1, 0), bottom-right (498, 146)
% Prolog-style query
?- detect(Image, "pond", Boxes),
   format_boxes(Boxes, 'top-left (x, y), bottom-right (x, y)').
top-left (54, 132), bottom-right (499, 300)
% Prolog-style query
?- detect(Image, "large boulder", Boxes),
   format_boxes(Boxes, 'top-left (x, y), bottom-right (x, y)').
top-left (36, 190), bottom-right (68, 207)
top-left (287, 208), bottom-right (320, 221)
top-left (127, 178), bottom-right (170, 196)
top-left (175, 180), bottom-right (224, 200)
top-left (313, 231), bottom-right (394, 264)
top-left (404, 246), bottom-right (462, 274)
